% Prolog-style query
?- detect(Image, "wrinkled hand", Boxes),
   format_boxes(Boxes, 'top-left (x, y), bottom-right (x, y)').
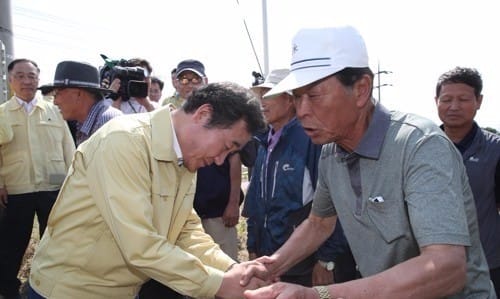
top-left (0, 187), bottom-right (8, 209)
top-left (109, 78), bottom-right (121, 93)
top-left (240, 256), bottom-right (278, 287)
top-left (216, 262), bottom-right (271, 299)
top-left (312, 262), bottom-right (334, 286)
top-left (222, 200), bottom-right (240, 227)
top-left (244, 282), bottom-right (318, 299)
top-left (101, 77), bottom-right (111, 89)
top-left (135, 97), bottom-right (155, 111)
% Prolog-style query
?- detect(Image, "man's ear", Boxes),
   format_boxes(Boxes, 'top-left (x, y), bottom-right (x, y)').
top-left (476, 94), bottom-right (483, 110)
top-left (192, 103), bottom-right (213, 124)
top-left (354, 74), bottom-right (373, 107)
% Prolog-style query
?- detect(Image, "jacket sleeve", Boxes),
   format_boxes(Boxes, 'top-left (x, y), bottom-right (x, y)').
top-left (243, 168), bottom-right (259, 254)
top-left (0, 109), bottom-right (13, 146)
top-left (175, 207), bottom-right (236, 269)
top-left (61, 117), bottom-right (76, 170)
top-left (86, 132), bottom-right (228, 298)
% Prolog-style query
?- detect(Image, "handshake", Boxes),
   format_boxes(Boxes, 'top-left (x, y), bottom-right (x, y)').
top-left (215, 256), bottom-right (278, 299)
top-left (215, 256), bottom-right (321, 299)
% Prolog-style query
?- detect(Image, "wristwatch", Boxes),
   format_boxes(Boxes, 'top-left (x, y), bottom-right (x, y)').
top-left (318, 260), bottom-right (335, 271)
top-left (313, 286), bottom-right (332, 299)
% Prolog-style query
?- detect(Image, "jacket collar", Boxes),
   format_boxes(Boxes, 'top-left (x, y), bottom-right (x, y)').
top-left (150, 107), bottom-right (178, 163)
top-left (7, 95), bottom-right (47, 112)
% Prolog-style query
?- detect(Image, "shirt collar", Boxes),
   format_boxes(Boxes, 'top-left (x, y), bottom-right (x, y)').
top-left (440, 121), bottom-right (478, 154)
top-left (16, 96), bottom-right (38, 113)
top-left (78, 101), bottom-right (105, 135)
top-left (171, 116), bottom-right (182, 161)
top-left (352, 102), bottom-right (391, 160)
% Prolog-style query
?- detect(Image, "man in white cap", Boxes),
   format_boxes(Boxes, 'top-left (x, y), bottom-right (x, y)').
top-left (243, 68), bottom-right (357, 288)
top-left (242, 26), bottom-right (495, 298)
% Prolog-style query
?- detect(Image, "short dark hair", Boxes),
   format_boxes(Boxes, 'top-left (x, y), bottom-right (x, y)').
top-left (8, 58), bottom-right (40, 73)
top-left (182, 82), bottom-right (266, 135)
top-left (335, 67), bottom-right (374, 87)
top-left (151, 76), bottom-right (164, 90)
top-left (126, 58), bottom-right (153, 75)
top-left (436, 67), bottom-right (482, 98)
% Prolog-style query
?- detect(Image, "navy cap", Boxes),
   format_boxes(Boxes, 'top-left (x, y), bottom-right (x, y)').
top-left (175, 59), bottom-right (206, 78)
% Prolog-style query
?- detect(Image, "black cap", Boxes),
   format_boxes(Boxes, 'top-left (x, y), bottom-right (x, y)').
top-left (175, 59), bottom-right (206, 78)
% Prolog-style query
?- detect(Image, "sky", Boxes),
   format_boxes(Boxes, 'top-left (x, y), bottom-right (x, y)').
top-left (9, 0), bottom-right (500, 129)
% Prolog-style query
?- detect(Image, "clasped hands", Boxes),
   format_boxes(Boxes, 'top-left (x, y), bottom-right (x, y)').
top-left (218, 256), bottom-right (334, 299)
top-left (216, 256), bottom-right (277, 299)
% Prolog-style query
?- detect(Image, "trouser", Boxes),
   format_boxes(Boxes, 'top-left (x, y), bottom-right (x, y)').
top-left (0, 191), bottom-right (58, 298)
top-left (491, 266), bottom-right (500, 298)
top-left (281, 272), bottom-right (313, 287)
top-left (27, 285), bottom-right (45, 299)
top-left (138, 279), bottom-right (185, 299)
top-left (201, 217), bottom-right (239, 261)
top-left (334, 250), bottom-right (361, 283)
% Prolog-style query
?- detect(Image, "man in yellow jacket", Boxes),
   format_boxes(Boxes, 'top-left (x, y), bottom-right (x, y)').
top-left (0, 58), bottom-right (75, 299)
top-left (28, 82), bottom-right (267, 299)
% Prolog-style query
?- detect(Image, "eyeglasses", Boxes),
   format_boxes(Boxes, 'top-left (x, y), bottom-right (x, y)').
top-left (177, 77), bottom-right (203, 85)
top-left (12, 73), bottom-right (39, 82)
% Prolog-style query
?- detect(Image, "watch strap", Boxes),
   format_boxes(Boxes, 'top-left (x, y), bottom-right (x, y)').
top-left (313, 285), bottom-right (332, 299)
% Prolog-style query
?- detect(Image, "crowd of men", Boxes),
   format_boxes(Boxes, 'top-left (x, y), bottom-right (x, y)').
top-left (0, 24), bottom-right (498, 299)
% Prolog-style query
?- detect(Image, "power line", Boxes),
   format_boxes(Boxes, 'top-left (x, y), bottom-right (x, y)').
top-left (235, 0), bottom-right (263, 76)
top-left (374, 61), bottom-right (393, 102)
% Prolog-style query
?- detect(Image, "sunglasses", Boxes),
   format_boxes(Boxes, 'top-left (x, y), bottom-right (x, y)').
top-left (177, 77), bottom-right (203, 85)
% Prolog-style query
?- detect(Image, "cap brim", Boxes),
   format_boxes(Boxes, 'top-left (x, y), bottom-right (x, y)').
top-left (263, 67), bottom-right (342, 98)
top-left (251, 82), bottom-right (276, 90)
top-left (38, 84), bottom-right (111, 95)
top-left (176, 68), bottom-right (205, 78)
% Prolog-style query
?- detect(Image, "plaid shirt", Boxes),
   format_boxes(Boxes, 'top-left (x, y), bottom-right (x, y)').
top-left (76, 101), bottom-right (122, 146)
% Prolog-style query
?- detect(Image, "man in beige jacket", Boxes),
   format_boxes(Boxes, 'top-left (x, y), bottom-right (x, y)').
top-left (0, 58), bottom-right (75, 299)
top-left (28, 82), bottom-right (267, 299)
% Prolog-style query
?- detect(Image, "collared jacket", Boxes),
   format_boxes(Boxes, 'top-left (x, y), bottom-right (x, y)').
top-left (0, 96), bottom-right (75, 193)
top-left (460, 123), bottom-right (500, 269)
top-left (0, 109), bottom-right (13, 144)
top-left (29, 107), bottom-right (234, 299)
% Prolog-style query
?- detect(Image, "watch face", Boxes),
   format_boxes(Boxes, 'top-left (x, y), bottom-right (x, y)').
top-left (326, 262), bottom-right (334, 271)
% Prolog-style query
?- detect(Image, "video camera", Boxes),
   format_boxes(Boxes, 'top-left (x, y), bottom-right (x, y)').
top-left (99, 54), bottom-right (149, 101)
top-left (251, 71), bottom-right (265, 87)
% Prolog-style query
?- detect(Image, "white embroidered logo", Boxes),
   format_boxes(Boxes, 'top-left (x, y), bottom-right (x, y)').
top-left (368, 196), bottom-right (385, 203)
top-left (468, 156), bottom-right (479, 162)
top-left (282, 164), bottom-right (294, 171)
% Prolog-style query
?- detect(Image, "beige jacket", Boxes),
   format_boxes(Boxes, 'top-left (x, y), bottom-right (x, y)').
top-left (0, 96), bottom-right (75, 193)
top-left (0, 109), bottom-right (13, 144)
top-left (30, 107), bottom-right (234, 299)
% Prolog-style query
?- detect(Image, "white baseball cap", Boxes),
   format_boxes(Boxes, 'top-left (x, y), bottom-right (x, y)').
top-left (252, 68), bottom-right (290, 90)
top-left (264, 26), bottom-right (369, 98)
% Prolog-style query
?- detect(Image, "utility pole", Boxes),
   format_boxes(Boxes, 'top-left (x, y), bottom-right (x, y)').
top-left (0, 0), bottom-right (14, 104)
top-left (261, 0), bottom-right (269, 76)
top-left (374, 61), bottom-right (392, 102)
